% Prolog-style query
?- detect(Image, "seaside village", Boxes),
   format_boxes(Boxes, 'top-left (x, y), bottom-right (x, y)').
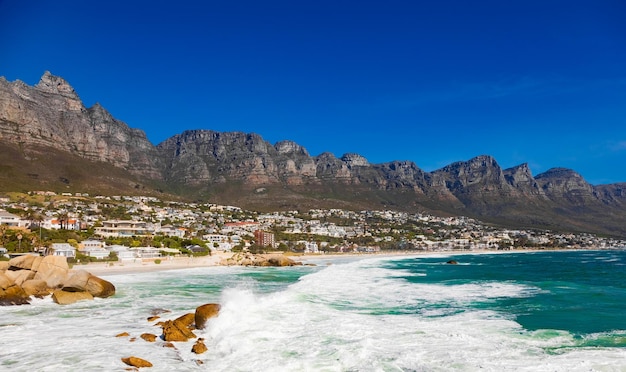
top-left (1, 191), bottom-right (625, 263)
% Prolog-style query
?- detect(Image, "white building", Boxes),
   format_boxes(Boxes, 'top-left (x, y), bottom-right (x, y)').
top-left (0, 209), bottom-right (27, 228)
top-left (106, 245), bottom-right (137, 261)
top-left (50, 243), bottom-right (76, 258)
top-left (95, 220), bottom-right (150, 237)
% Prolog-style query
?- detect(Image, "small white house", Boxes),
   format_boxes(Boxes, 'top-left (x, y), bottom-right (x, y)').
top-left (0, 209), bottom-right (27, 228)
top-left (50, 243), bottom-right (76, 258)
top-left (106, 245), bottom-right (137, 261)
top-left (83, 247), bottom-right (110, 259)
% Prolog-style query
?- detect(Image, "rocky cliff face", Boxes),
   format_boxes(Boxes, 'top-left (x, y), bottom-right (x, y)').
top-left (0, 72), bottom-right (161, 178)
top-left (2, 72), bottom-right (626, 236)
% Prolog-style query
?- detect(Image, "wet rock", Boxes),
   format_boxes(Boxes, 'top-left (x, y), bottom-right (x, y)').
top-left (191, 338), bottom-right (208, 354)
top-left (174, 312), bottom-right (195, 328)
top-left (0, 285), bottom-right (30, 305)
top-left (195, 303), bottom-right (221, 330)
top-left (21, 279), bottom-right (51, 297)
top-left (161, 319), bottom-right (197, 342)
top-left (51, 289), bottom-right (93, 305)
top-left (140, 333), bottom-right (157, 342)
top-left (121, 356), bottom-right (153, 368)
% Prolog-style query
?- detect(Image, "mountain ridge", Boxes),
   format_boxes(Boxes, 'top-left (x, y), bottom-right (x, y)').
top-left (2, 72), bottom-right (626, 237)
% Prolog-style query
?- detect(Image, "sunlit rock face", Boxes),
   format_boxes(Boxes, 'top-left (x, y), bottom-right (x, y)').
top-left (0, 72), bottom-right (162, 178)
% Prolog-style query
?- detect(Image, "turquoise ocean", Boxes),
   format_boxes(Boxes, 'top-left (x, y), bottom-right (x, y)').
top-left (1, 249), bottom-right (625, 371)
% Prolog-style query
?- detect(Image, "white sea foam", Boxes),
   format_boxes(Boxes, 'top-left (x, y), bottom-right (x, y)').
top-left (2, 257), bottom-right (625, 371)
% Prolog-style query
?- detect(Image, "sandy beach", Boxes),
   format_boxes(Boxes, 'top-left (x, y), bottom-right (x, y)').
top-left (72, 250), bottom-right (427, 276)
top-left (72, 251), bottom-right (235, 276)
top-left (72, 248), bottom-right (574, 276)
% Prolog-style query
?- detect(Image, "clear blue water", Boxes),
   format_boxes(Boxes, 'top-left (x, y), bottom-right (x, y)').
top-left (386, 250), bottom-right (626, 349)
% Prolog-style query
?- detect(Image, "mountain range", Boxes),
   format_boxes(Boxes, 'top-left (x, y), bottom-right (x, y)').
top-left (1, 72), bottom-right (625, 237)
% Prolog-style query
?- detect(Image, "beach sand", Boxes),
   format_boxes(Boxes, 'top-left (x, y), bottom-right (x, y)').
top-left (73, 248), bottom-right (552, 276)
top-left (74, 252), bottom-right (235, 276)
top-left (73, 250), bottom-right (422, 276)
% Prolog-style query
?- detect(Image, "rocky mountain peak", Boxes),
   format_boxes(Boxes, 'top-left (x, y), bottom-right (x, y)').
top-left (275, 140), bottom-right (309, 156)
top-left (341, 153), bottom-right (369, 167)
top-left (535, 167), bottom-right (594, 202)
top-left (36, 71), bottom-right (79, 99)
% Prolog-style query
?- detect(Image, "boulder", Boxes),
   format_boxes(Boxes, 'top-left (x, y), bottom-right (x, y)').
top-left (195, 303), bottom-right (221, 330)
top-left (62, 269), bottom-right (91, 291)
top-left (174, 312), bottom-right (195, 328)
top-left (0, 273), bottom-right (13, 290)
top-left (266, 254), bottom-right (299, 267)
top-left (0, 285), bottom-right (30, 305)
top-left (51, 289), bottom-right (93, 305)
top-left (446, 260), bottom-right (458, 265)
top-left (21, 279), bottom-right (51, 297)
top-left (34, 256), bottom-right (69, 288)
top-left (223, 253), bottom-right (301, 267)
top-left (115, 332), bottom-right (130, 337)
top-left (8, 255), bottom-right (38, 270)
top-left (63, 270), bottom-right (115, 298)
top-left (0, 261), bottom-right (11, 272)
top-left (161, 319), bottom-right (197, 342)
top-left (85, 275), bottom-right (116, 298)
top-left (191, 338), bottom-right (208, 354)
top-left (5, 269), bottom-right (35, 286)
top-left (30, 256), bottom-right (44, 272)
top-left (121, 356), bottom-right (153, 368)
top-left (140, 333), bottom-right (157, 342)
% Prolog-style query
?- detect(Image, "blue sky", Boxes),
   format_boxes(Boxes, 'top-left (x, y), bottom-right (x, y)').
top-left (1, 0), bottom-right (625, 184)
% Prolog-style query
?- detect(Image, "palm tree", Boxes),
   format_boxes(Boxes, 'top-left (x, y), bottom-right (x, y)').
top-left (56, 211), bottom-right (69, 230)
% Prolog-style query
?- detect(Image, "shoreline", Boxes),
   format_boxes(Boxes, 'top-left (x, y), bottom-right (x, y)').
top-left (72, 247), bottom-right (619, 276)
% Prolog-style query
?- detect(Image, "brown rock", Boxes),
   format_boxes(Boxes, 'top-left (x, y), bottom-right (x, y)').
top-left (161, 319), bottom-right (197, 342)
top-left (191, 338), bottom-right (208, 354)
top-left (21, 279), bottom-right (51, 297)
top-left (162, 342), bottom-right (176, 348)
top-left (62, 269), bottom-right (91, 291)
top-left (85, 275), bottom-right (116, 298)
top-left (8, 254), bottom-right (38, 270)
top-left (116, 332), bottom-right (130, 337)
top-left (0, 273), bottom-right (13, 290)
top-left (147, 316), bottom-right (160, 322)
top-left (140, 333), bottom-right (157, 342)
top-left (150, 308), bottom-right (171, 316)
top-left (51, 289), bottom-right (93, 305)
top-left (30, 256), bottom-right (44, 272)
top-left (0, 285), bottom-right (30, 305)
top-left (63, 270), bottom-right (115, 298)
top-left (121, 356), bottom-right (153, 368)
top-left (34, 255), bottom-right (69, 288)
top-left (174, 312), bottom-right (195, 328)
top-left (266, 254), bottom-right (298, 267)
top-left (0, 261), bottom-right (9, 272)
top-left (5, 269), bottom-right (35, 286)
top-left (195, 303), bottom-right (221, 330)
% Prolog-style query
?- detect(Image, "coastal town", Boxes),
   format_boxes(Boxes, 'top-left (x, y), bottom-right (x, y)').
top-left (1, 190), bottom-right (625, 263)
